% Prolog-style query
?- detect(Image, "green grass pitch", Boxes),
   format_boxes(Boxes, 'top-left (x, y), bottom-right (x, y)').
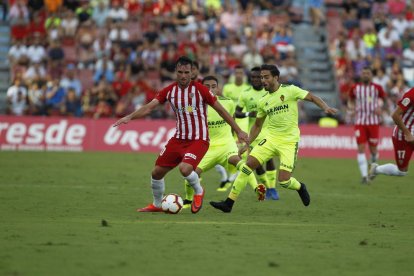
top-left (0, 151), bottom-right (413, 276)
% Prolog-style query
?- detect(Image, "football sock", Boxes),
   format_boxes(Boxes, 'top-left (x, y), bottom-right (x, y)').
top-left (228, 172), bottom-right (239, 182)
top-left (185, 171), bottom-right (203, 195)
top-left (265, 170), bottom-right (277, 189)
top-left (371, 153), bottom-right (379, 164)
top-left (357, 153), bottom-right (368, 178)
top-left (184, 179), bottom-right (194, 201)
top-left (229, 162), bottom-right (257, 201)
top-left (257, 172), bottom-right (268, 187)
top-left (279, 177), bottom-right (301, 190)
top-left (375, 163), bottom-right (407, 176)
top-left (151, 177), bottom-right (165, 207)
top-left (215, 164), bottom-right (228, 182)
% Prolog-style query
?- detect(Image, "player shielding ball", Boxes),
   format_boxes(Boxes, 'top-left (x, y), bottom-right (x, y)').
top-left (182, 76), bottom-right (266, 208)
top-left (210, 64), bottom-right (338, 213)
top-left (113, 56), bottom-right (248, 214)
top-left (370, 88), bottom-right (414, 178)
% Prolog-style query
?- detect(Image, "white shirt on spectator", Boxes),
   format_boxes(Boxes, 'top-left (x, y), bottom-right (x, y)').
top-left (403, 47), bottom-right (414, 67)
top-left (346, 39), bottom-right (367, 60)
top-left (7, 85), bottom-right (28, 115)
top-left (372, 75), bottom-right (390, 91)
top-left (95, 59), bottom-right (114, 71)
top-left (391, 17), bottom-right (410, 36)
top-left (242, 52), bottom-right (264, 69)
top-left (378, 27), bottom-right (400, 48)
top-left (108, 7), bottom-right (128, 21)
top-left (24, 64), bottom-right (47, 80)
top-left (27, 45), bottom-right (46, 63)
top-left (8, 45), bottom-right (28, 60)
top-left (108, 28), bottom-right (130, 42)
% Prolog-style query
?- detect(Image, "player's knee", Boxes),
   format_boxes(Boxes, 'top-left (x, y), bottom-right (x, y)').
top-left (178, 163), bottom-right (193, 177)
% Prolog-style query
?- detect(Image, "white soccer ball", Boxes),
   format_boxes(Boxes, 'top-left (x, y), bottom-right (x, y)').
top-left (161, 194), bottom-right (184, 214)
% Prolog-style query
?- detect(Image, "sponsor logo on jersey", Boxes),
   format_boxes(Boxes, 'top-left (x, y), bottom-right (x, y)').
top-left (267, 104), bottom-right (289, 115)
top-left (184, 153), bottom-right (197, 160)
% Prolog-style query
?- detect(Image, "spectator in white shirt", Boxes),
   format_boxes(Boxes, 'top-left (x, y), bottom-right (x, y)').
top-left (26, 38), bottom-right (46, 64)
top-left (108, 21), bottom-right (129, 43)
top-left (7, 77), bottom-right (28, 116)
top-left (108, 1), bottom-right (128, 22)
top-left (23, 62), bottom-right (47, 83)
top-left (8, 39), bottom-right (29, 65)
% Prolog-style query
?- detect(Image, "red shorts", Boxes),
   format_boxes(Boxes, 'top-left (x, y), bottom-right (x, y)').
top-left (392, 136), bottom-right (414, 170)
top-left (155, 137), bottom-right (209, 169)
top-left (354, 125), bottom-right (380, 146)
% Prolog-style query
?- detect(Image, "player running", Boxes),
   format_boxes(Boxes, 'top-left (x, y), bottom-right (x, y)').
top-left (210, 64), bottom-right (337, 213)
top-left (182, 76), bottom-right (266, 209)
top-left (235, 67), bottom-right (279, 200)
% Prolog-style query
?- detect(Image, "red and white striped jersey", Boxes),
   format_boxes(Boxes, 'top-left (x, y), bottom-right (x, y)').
top-left (393, 88), bottom-right (414, 141)
top-left (156, 81), bottom-right (217, 141)
top-left (349, 82), bottom-right (386, 125)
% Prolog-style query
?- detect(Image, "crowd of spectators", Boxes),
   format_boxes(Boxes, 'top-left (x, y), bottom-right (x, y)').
top-left (6, 0), bottom-right (300, 119)
top-left (329, 0), bottom-right (414, 125)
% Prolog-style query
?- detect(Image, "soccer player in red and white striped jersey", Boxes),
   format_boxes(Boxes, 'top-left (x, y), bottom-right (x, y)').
top-left (348, 67), bottom-right (387, 183)
top-left (113, 56), bottom-right (248, 213)
top-left (370, 87), bottom-right (414, 178)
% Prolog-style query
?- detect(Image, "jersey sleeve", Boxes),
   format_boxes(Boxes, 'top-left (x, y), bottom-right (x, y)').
top-left (155, 85), bottom-right (170, 104)
top-left (397, 88), bottom-right (414, 112)
top-left (292, 85), bottom-right (309, 100)
top-left (376, 84), bottom-right (387, 99)
top-left (196, 82), bottom-right (217, 105)
top-left (348, 84), bottom-right (356, 100)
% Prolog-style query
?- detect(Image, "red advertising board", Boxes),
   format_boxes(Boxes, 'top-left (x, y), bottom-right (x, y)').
top-left (0, 115), bottom-right (395, 159)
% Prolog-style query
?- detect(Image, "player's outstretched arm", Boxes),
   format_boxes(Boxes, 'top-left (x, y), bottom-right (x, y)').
top-left (392, 106), bottom-right (414, 143)
top-left (239, 116), bottom-right (265, 155)
top-left (304, 92), bottom-right (338, 115)
top-left (211, 101), bottom-right (249, 144)
top-left (113, 99), bottom-right (160, 127)
top-left (234, 105), bottom-right (257, 118)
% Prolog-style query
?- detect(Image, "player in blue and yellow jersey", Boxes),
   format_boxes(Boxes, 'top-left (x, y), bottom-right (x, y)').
top-left (183, 76), bottom-right (266, 208)
top-left (210, 64), bottom-right (338, 212)
top-left (235, 67), bottom-right (279, 200)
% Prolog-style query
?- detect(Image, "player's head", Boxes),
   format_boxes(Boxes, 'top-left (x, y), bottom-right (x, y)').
top-left (260, 64), bottom-right (280, 92)
top-left (234, 65), bottom-right (245, 85)
top-left (361, 67), bottom-right (372, 84)
top-left (250, 66), bottom-right (263, 90)
top-left (176, 56), bottom-right (193, 88)
top-left (191, 60), bottom-right (200, 81)
top-left (202, 75), bottom-right (219, 95)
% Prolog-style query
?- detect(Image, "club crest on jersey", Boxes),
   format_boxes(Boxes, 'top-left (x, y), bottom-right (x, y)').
top-left (280, 95), bottom-right (285, 102)
top-left (402, 98), bottom-right (410, 107)
top-left (189, 92), bottom-right (195, 98)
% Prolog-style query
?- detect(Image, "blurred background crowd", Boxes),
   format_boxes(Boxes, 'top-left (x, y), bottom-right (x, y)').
top-left (3, 0), bottom-right (414, 125)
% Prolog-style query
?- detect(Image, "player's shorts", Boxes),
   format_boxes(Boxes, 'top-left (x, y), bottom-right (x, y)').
top-left (354, 125), bottom-right (379, 146)
top-left (198, 141), bottom-right (239, 172)
top-left (249, 138), bottom-right (299, 172)
top-left (155, 137), bottom-right (209, 170)
top-left (392, 136), bottom-right (414, 170)
top-left (250, 132), bottom-right (267, 149)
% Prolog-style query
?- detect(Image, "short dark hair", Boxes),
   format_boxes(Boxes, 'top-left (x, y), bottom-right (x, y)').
top-left (192, 60), bottom-right (199, 69)
top-left (202, 75), bottom-right (218, 85)
top-left (260, 64), bottom-right (280, 77)
top-left (234, 65), bottom-right (244, 70)
top-left (176, 56), bottom-right (193, 68)
top-left (251, 66), bottom-right (261, 73)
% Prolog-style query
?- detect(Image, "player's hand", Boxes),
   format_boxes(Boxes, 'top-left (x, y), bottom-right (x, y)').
top-left (237, 130), bottom-right (249, 145)
top-left (248, 111), bottom-right (257, 118)
top-left (113, 115), bottom-right (131, 127)
top-left (324, 107), bottom-right (338, 115)
top-left (238, 144), bottom-right (248, 156)
top-left (405, 133), bottom-right (414, 144)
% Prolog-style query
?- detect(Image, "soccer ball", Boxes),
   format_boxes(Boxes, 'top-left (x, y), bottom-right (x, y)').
top-left (161, 194), bottom-right (184, 214)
